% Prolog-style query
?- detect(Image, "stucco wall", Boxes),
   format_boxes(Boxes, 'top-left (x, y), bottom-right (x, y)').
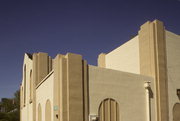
top-left (166, 30), bottom-right (180, 121)
top-left (21, 54), bottom-right (33, 121)
top-left (36, 71), bottom-right (54, 121)
top-left (88, 65), bottom-right (155, 121)
top-left (105, 35), bottom-right (140, 74)
top-left (21, 104), bottom-right (33, 121)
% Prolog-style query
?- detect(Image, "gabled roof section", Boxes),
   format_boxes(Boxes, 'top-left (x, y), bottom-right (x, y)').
top-left (25, 53), bottom-right (32, 59)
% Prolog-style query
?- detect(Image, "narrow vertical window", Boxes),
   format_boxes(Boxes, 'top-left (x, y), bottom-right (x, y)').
top-left (38, 104), bottom-right (42, 121)
top-left (24, 65), bottom-right (26, 106)
top-left (45, 100), bottom-right (51, 121)
top-left (29, 70), bottom-right (32, 103)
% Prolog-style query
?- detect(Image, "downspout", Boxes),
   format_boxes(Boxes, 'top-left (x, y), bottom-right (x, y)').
top-left (144, 81), bottom-right (151, 121)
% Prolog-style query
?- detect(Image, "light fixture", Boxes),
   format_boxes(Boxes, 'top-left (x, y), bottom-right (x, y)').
top-left (89, 114), bottom-right (99, 121)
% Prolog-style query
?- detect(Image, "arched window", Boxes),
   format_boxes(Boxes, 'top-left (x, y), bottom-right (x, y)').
top-left (45, 100), bottom-right (51, 121)
top-left (99, 98), bottom-right (119, 121)
top-left (173, 103), bottom-right (180, 121)
top-left (24, 65), bottom-right (26, 106)
top-left (38, 104), bottom-right (42, 121)
top-left (29, 70), bottom-right (32, 103)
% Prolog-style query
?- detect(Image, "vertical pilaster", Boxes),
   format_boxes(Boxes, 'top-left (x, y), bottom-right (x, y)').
top-left (98, 53), bottom-right (106, 68)
top-left (33, 52), bottom-right (49, 86)
top-left (32, 53), bottom-right (38, 121)
top-left (60, 57), bottom-right (67, 121)
top-left (139, 20), bottom-right (169, 121)
top-left (53, 54), bottom-right (64, 121)
top-left (82, 60), bottom-right (89, 121)
top-left (37, 53), bottom-right (48, 84)
top-left (54, 53), bottom-right (88, 121)
top-left (32, 52), bottom-right (49, 121)
top-left (48, 56), bottom-right (52, 72)
top-left (66, 53), bottom-right (83, 121)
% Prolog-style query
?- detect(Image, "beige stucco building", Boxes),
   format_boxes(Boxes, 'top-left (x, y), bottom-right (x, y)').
top-left (20, 20), bottom-right (180, 121)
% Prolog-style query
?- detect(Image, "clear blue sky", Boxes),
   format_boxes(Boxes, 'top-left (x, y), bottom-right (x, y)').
top-left (0, 0), bottom-right (179, 99)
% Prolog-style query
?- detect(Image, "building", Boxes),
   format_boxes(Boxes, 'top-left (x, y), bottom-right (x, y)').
top-left (20, 20), bottom-right (180, 121)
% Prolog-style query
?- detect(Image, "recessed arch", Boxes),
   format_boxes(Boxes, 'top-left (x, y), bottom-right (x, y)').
top-left (45, 100), bottom-right (52, 121)
top-left (99, 98), bottom-right (119, 121)
top-left (173, 103), bottom-right (180, 121)
top-left (38, 104), bottom-right (42, 121)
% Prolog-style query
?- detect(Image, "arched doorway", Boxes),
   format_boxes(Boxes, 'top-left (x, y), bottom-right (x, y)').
top-left (99, 98), bottom-right (119, 121)
top-left (38, 104), bottom-right (42, 121)
top-left (173, 103), bottom-right (180, 121)
top-left (45, 100), bottom-right (51, 121)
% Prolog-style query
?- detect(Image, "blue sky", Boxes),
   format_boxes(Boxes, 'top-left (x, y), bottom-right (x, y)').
top-left (0, 0), bottom-right (180, 99)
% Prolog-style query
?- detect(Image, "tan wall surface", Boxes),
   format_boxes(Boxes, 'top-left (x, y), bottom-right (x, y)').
top-left (66, 53), bottom-right (84, 121)
top-left (105, 35), bottom-right (140, 74)
top-left (88, 65), bottom-right (155, 121)
top-left (36, 72), bottom-right (54, 121)
top-left (166, 30), bottom-right (180, 121)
